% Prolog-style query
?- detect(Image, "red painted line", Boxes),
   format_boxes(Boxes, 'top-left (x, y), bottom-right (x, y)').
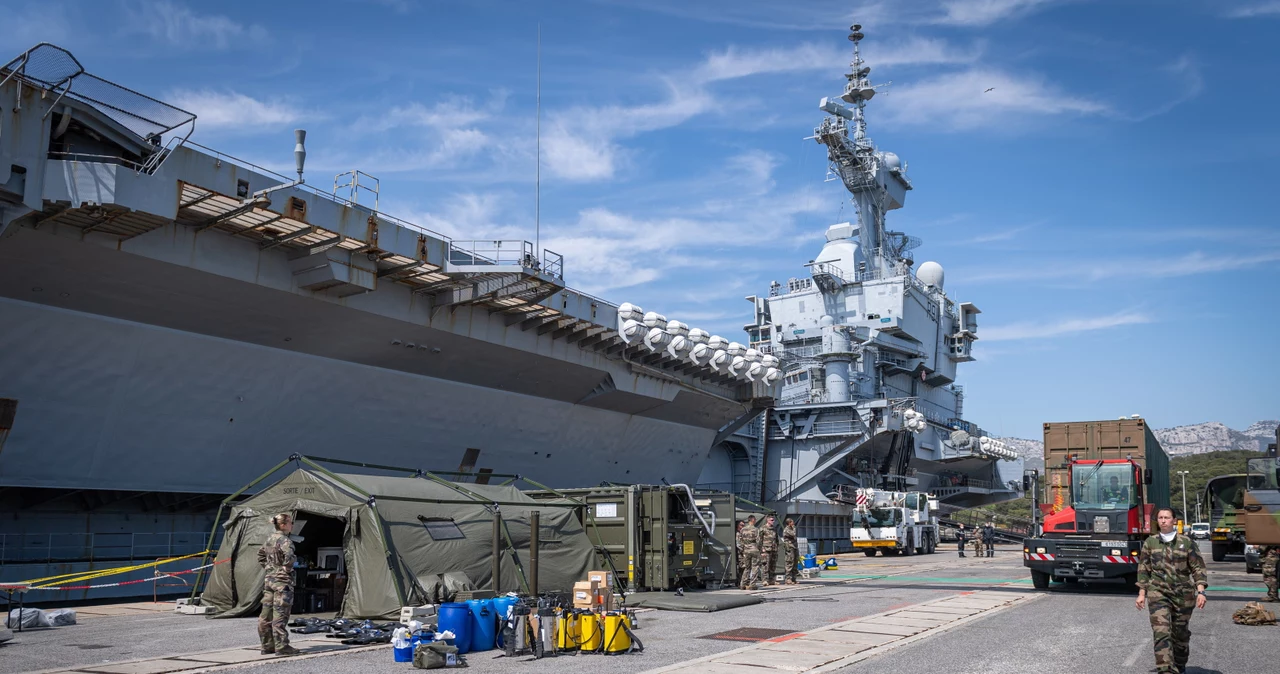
top-left (959, 591), bottom-right (975, 596)
top-left (766, 633), bottom-right (807, 643)
top-left (884, 601), bottom-right (914, 611)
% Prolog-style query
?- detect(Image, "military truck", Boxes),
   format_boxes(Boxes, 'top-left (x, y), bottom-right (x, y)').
top-left (1243, 426), bottom-right (1280, 546)
top-left (1022, 418), bottom-right (1169, 589)
top-left (1203, 474), bottom-right (1249, 562)
top-left (849, 489), bottom-right (939, 556)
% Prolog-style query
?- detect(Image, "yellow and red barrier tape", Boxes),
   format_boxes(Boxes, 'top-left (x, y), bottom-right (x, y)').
top-left (1, 551), bottom-right (228, 590)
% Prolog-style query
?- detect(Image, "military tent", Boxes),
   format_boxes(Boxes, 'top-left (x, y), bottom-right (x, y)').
top-left (201, 467), bottom-right (595, 619)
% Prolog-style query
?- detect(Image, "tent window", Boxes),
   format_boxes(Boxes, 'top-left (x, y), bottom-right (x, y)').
top-left (419, 517), bottom-right (465, 541)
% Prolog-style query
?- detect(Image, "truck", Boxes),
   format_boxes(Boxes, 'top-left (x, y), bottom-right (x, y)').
top-left (1243, 426), bottom-right (1280, 546)
top-left (849, 489), bottom-right (939, 556)
top-left (1022, 418), bottom-right (1169, 589)
top-left (1202, 474), bottom-right (1249, 561)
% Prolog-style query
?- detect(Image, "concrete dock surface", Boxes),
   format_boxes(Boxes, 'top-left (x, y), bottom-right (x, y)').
top-left (1, 542), bottom-right (1273, 674)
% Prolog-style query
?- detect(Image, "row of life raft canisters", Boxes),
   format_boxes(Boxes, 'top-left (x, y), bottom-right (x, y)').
top-left (499, 596), bottom-right (643, 658)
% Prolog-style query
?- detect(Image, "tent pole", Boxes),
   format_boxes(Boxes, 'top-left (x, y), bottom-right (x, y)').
top-left (491, 507), bottom-right (502, 594)
top-left (529, 510), bottom-right (540, 598)
top-left (295, 456), bottom-right (373, 499)
top-left (188, 455), bottom-right (298, 602)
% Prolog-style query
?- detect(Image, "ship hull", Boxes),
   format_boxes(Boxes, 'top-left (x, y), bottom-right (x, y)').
top-left (0, 296), bottom-right (715, 493)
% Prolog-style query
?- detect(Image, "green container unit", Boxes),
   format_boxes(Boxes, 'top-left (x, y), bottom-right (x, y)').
top-left (1042, 419), bottom-right (1170, 518)
top-left (525, 485), bottom-right (742, 591)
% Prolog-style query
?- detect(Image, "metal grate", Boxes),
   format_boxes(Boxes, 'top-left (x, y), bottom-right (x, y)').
top-left (698, 627), bottom-right (796, 642)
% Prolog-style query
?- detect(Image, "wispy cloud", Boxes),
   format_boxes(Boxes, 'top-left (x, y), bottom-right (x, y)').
top-left (965, 249), bottom-right (1280, 284)
top-left (168, 90), bottom-right (304, 130)
top-left (934, 0), bottom-right (1064, 26)
top-left (961, 223), bottom-right (1037, 244)
top-left (1125, 54), bottom-right (1205, 121)
top-left (1224, 1), bottom-right (1280, 18)
top-left (543, 37), bottom-right (979, 181)
top-left (126, 1), bottom-right (267, 49)
top-left (982, 310), bottom-right (1151, 342)
top-left (879, 68), bottom-right (1108, 130)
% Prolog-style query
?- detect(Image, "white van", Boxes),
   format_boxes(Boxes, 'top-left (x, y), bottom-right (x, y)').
top-left (1189, 522), bottom-right (1210, 540)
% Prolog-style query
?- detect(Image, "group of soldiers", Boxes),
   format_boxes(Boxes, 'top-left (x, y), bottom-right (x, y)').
top-left (955, 521), bottom-right (997, 558)
top-left (735, 514), bottom-right (799, 589)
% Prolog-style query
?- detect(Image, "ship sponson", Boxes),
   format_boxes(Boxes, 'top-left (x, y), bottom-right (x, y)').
top-left (0, 44), bottom-right (770, 493)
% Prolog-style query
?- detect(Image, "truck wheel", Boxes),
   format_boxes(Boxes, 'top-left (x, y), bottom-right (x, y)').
top-left (904, 532), bottom-right (915, 556)
top-left (1211, 542), bottom-right (1226, 563)
top-left (863, 550), bottom-right (877, 557)
top-left (1031, 570), bottom-right (1050, 589)
top-left (925, 536), bottom-right (935, 554)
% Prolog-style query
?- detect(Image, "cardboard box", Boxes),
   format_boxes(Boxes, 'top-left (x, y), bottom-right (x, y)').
top-left (572, 580), bottom-right (600, 608)
top-left (587, 570), bottom-right (614, 591)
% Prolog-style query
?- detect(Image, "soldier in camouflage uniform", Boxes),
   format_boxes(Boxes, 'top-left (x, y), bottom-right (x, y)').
top-left (972, 528), bottom-right (984, 558)
top-left (738, 515), bottom-right (761, 590)
top-left (782, 518), bottom-right (799, 585)
top-left (759, 516), bottom-right (779, 586)
top-left (1262, 545), bottom-right (1279, 601)
top-left (734, 520), bottom-right (746, 582)
top-left (258, 513), bottom-right (300, 656)
top-left (1136, 507), bottom-right (1207, 674)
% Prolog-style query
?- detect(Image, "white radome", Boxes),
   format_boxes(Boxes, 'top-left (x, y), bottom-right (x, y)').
top-left (917, 261), bottom-right (944, 289)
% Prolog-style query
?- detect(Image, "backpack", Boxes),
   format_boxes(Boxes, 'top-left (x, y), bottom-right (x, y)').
top-left (1231, 602), bottom-right (1277, 626)
top-left (413, 641), bottom-right (463, 669)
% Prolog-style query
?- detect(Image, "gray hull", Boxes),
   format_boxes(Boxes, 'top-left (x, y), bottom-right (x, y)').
top-left (0, 295), bottom-right (715, 493)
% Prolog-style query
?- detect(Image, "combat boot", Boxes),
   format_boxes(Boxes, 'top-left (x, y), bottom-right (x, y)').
top-left (260, 645), bottom-right (275, 655)
top-left (276, 645), bottom-right (301, 657)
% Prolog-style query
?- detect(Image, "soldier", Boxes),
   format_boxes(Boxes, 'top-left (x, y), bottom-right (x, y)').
top-left (1262, 545), bottom-right (1279, 602)
top-left (956, 523), bottom-right (967, 557)
top-left (738, 515), bottom-right (761, 590)
top-left (972, 526), bottom-right (984, 558)
top-left (734, 520), bottom-right (746, 582)
top-left (759, 515), bottom-right (779, 586)
top-left (258, 513), bottom-right (301, 657)
top-left (982, 521), bottom-right (996, 558)
top-left (1135, 507), bottom-right (1207, 674)
top-left (782, 518), bottom-right (799, 585)
top-left (1101, 475), bottom-right (1130, 502)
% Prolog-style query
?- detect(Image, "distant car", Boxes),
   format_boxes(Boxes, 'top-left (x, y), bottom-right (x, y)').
top-left (1245, 545), bottom-right (1262, 573)
top-left (1189, 522), bottom-right (1210, 540)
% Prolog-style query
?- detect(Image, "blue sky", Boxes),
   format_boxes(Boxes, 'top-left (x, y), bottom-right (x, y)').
top-left (4, 0), bottom-right (1277, 439)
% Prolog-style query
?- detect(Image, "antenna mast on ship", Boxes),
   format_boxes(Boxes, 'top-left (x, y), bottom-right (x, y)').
top-left (813, 23), bottom-right (913, 280)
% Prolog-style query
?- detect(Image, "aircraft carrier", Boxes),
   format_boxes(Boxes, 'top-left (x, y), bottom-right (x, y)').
top-left (0, 44), bottom-right (773, 597)
top-left (695, 24), bottom-right (1024, 547)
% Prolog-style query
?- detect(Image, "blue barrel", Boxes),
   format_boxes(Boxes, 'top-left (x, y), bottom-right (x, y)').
top-left (801, 553), bottom-right (819, 569)
top-left (437, 603), bottom-right (472, 655)
top-left (467, 599), bottom-right (497, 652)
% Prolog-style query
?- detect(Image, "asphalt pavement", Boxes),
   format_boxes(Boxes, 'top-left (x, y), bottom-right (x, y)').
top-left (0, 542), bottom-right (1272, 674)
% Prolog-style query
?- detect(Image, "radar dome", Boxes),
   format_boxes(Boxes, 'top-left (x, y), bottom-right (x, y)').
top-left (881, 152), bottom-right (902, 171)
top-left (917, 261), bottom-right (944, 289)
top-left (825, 222), bottom-right (856, 242)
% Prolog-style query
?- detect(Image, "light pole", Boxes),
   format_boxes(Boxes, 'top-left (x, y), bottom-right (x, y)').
top-left (1176, 470), bottom-right (1190, 529)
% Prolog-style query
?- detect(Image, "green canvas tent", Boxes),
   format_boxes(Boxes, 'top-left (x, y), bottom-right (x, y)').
top-left (201, 467), bottom-right (595, 619)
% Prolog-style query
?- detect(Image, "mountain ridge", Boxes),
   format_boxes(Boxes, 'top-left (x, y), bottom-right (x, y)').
top-left (997, 420), bottom-right (1278, 464)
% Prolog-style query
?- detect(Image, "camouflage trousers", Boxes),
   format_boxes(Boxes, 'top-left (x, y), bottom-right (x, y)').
top-left (972, 539), bottom-right (984, 556)
top-left (740, 548), bottom-right (761, 588)
top-left (783, 547), bottom-right (798, 583)
top-left (1264, 557), bottom-right (1278, 599)
top-left (1147, 592), bottom-right (1195, 674)
top-left (258, 581), bottom-right (294, 651)
top-left (760, 549), bottom-right (777, 585)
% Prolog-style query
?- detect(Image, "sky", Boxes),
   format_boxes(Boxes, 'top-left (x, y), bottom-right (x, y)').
top-left (3, 0), bottom-right (1277, 439)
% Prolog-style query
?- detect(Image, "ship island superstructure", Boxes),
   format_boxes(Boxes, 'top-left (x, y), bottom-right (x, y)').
top-left (696, 25), bottom-right (1024, 546)
top-left (0, 44), bottom-right (774, 596)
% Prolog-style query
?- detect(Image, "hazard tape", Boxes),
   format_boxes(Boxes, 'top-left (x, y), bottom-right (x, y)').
top-left (4, 550), bottom-right (214, 588)
top-left (22, 558), bottom-right (229, 591)
top-left (1024, 552), bottom-right (1055, 561)
top-left (1102, 555), bottom-right (1135, 564)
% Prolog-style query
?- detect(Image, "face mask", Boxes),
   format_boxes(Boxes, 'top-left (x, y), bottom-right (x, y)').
top-left (1159, 531), bottom-right (1176, 543)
